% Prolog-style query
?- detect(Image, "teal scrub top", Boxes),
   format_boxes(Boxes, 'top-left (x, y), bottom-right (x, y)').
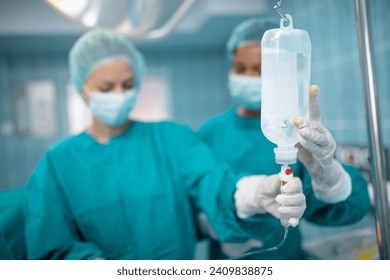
top-left (0, 232), bottom-right (14, 260)
top-left (198, 108), bottom-right (371, 259)
top-left (0, 187), bottom-right (27, 260)
top-left (24, 121), bottom-right (281, 260)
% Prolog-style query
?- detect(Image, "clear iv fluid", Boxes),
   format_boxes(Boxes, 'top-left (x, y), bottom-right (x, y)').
top-left (260, 14), bottom-right (311, 164)
top-left (261, 51), bottom-right (310, 147)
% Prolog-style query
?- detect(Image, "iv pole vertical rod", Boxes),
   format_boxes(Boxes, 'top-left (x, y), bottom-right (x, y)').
top-left (354, 0), bottom-right (390, 259)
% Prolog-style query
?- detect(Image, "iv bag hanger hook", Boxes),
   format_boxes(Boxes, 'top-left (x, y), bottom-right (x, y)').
top-left (274, 0), bottom-right (290, 25)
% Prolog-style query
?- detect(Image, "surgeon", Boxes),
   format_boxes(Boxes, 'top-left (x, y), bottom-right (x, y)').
top-left (23, 29), bottom-right (307, 260)
top-left (198, 18), bottom-right (370, 259)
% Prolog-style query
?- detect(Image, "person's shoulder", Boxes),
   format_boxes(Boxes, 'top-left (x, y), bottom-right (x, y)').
top-left (47, 133), bottom-right (86, 156)
top-left (136, 120), bottom-right (199, 151)
top-left (29, 134), bottom-right (87, 172)
top-left (199, 108), bottom-right (234, 134)
top-left (142, 120), bottom-right (193, 132)
top-left (135, 120), bottom-right (195, 139)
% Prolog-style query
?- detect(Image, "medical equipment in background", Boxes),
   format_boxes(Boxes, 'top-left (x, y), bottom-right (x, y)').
top-left (44, 0), bottom-right (195, 40)
top-left (355, 0), bottom-right (390, 259)
top-left (300, 145), bottom-right (389, 260)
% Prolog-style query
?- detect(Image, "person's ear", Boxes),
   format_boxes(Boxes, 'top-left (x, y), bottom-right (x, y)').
top-left (81, 87), bottom-right (90, 102)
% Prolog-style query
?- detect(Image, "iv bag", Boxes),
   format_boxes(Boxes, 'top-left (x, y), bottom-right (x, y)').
top-left (261, 14), bottom-right (311, 165)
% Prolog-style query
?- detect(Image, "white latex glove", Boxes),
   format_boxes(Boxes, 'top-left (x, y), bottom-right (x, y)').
top-left (294, 85), bottom-right (352, 203)
top-left (234, 175), bottom-right (306, 227)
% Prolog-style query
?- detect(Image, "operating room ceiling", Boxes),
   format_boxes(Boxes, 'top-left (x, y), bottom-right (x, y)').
top-left (0, 0), bottom-right (273, 51)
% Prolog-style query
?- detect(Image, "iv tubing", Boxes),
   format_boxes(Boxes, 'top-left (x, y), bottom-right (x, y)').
top-left (229, 164), bottom-right (293, 260)
top-left (228, 226), bottom-right (289, 260)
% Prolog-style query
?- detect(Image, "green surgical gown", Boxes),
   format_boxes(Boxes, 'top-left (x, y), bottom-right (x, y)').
top-left (0, 232), bottom-right (14, 260)
top-left (24, 121), bottom-right (280, 260)
top-left (198, 108), bottom-right (371, 260)
top-left (0, 187), bottom-right (27, 259)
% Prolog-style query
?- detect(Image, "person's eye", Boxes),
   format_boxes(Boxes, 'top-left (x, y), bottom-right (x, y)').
top-left (98, 86), bottom-right (112, 92)
top-left (123, 82), bottom-right (134, 90)
top-left (235, 65), bottom-right (246, 74)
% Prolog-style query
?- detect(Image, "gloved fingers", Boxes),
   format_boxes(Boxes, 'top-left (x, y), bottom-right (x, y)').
top-left (241, 174), bottom-right (280, 189)
top-left (299, 126), bottom-right (329, 146)
top-left (267, 174), bottom-right (282, 186)
top-left (263, 202), bottom-right (280, 219)
top-left (294, 118), bottom-right (327, 154)
top-left (280, 215), bottom-right (300, 228)
top-left (296, 117), bottom-right (335, 150)
top-left (236, 175), bottom-right (271, 192)
top-left (278, 206), bottom-right (305, 218)
top-left (235, 175), bottom-right (268, 219)
top-left (280, 178), bottom-right (303, 193)
top-left (296, 143), bottom-right (314, 166)
top-left (309, 85), bottom-right (321, 122)
top-left (276, 193), bottom-right (305, 206)
top-left (294, 117), bottom-right (307, 129)
top-left (288, 217), bottom-right (300, 227)
top-left (280, 215), bottom-right (290, 227)
top-left (294, 117), bottom-right (326, 134)
top-left (300, 138), bottom-right (329, 159)
top-left (262, 174), bottom-right (282, 194)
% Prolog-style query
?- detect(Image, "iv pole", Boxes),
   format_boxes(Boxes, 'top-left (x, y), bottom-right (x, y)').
top-left (354, 0), bottom-right (390, 259)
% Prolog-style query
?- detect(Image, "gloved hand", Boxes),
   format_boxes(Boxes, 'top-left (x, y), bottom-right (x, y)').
top-left (294, 85), bottom-right (352, 203)
top-left (234, 175), bottom-right (306, 227)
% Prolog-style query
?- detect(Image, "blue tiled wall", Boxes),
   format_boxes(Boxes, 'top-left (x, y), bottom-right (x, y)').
top-left (284, 0), bottom-right (390, 145)
top-left (0, 53), bottom-right (70, 189)
top-left (144, 49), bottom-right (232, 129)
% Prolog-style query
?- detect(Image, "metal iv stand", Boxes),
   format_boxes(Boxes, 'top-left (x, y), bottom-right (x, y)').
top-left (354, 0), bottom-right (390, 259)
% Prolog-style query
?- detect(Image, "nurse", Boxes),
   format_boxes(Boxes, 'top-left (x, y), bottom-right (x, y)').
top-left (23, 29), bottom-right (306, 260)
top-left (198, 18), bottom-right (371, 259)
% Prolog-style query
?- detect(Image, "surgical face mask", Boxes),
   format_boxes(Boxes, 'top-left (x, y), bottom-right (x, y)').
top-left (89, 89), bottom-right (137, 127)
top-left (228, 74), bottom-right (262, 110)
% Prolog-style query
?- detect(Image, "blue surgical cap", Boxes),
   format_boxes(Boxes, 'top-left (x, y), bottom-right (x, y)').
top-left (69, 28), bottom-right (146, 93)
top-left (226, 17), bottom-right (279, 61)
